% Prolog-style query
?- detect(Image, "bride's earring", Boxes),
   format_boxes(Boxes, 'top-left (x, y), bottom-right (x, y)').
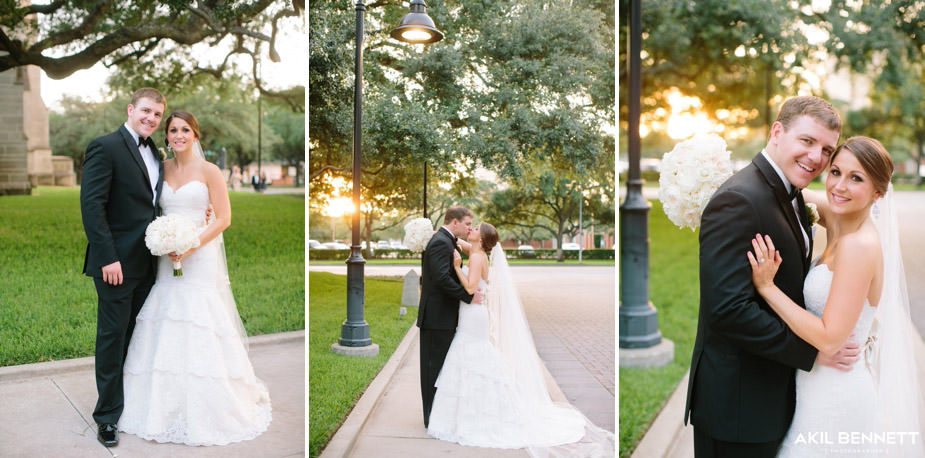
top-left (872, 200), bottom-right (880, 217)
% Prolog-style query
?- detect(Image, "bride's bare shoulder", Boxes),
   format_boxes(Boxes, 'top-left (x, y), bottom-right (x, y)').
top-left (834, 226), bottom-right (882, 266)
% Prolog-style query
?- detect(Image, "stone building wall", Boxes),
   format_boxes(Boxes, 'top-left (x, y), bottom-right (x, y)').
top-left (24, 65), bottom-right (56, 186)
top-left (0, 66), bottom-right (32, 195)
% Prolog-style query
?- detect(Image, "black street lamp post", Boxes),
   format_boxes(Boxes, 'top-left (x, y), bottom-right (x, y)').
top-left (333, 0), bottom-right (444, 356)
top-left (333, 0), bottom-right (376, 356)
top-left (619, 0), bottom-right (662, 350)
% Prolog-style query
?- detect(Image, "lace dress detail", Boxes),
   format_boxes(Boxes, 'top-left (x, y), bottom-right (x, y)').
top-left (427, 267), bottom-right (585, 449)
top-left (119, 181), bottom-right (271, 446)
top-left (777, 262), bottom-right (878, 457)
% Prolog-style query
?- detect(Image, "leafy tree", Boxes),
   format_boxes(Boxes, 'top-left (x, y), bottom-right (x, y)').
top-left (310, 0), bottom-right (612, 243)
top-left (481, 165), bottom-right (612, 262)
top-left (619, 0), bottom-right (820, 156)
top-left (266, 105), bottom-right (306, 186)
top-left (165, 79), bottom-right (269, 169)
top-left (49, 76), bottom-right (285, 177)
top-left (49, 96), bottom-right (125, 180)
top-left (0, 0), bottom-right (302, 107)
top-left (821, 0), bottom-right (925, 185)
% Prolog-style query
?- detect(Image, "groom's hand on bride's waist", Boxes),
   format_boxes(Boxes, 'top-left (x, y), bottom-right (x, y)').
top-left (816, 335), bottom-right (860, 371)
top-left (472, 290), bottom-right (484, 304)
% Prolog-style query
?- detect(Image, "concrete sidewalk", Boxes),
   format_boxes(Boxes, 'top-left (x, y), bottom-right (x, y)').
top-left (314, 265), bottom-right (615, 457)
top-left (0, 330), bottom-right (305, 458)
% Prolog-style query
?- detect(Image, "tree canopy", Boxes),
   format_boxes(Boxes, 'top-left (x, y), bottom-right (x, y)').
top-left (820, 0), bottom-right (925, 184)
top-left (310, 0), bottom-right (614, 248)
top-left (49, 75), bottom-right (305, 180)
top-left (619, 0), bottom-right (822, 156)
top-left (1, 0), bottom-right (302, 108)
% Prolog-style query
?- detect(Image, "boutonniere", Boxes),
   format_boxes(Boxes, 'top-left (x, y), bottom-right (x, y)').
top-left (157, 148), bottom-right (167, 161)
top-left (805, 202), bottom-right (819, 225)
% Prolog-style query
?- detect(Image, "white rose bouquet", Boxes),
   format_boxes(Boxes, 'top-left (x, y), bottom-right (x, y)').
top-left (145, 214), bottom-right (201, 276)
top-left (403, 217), bottom-right (435, 253)
top-left (658, 133), bottom-right (734, 231)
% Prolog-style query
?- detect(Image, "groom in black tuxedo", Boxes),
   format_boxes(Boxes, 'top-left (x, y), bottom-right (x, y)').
top-left (684, 96), bottom-right (859, 457)
top-left (80, 88), bottom-right (166, 447)
top-left (417, 206), bottom-right (483, 428)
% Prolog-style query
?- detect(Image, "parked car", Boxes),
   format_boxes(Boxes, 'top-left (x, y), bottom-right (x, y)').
top-left (517, 245), bottom-right (535, 253)
top-left (390, 240), bottom-right (407, 249)
top-left (320, 242), bottom-right (350, 250)
top-left (308, 239), bottom-right (321, 249)
top-left (377, 240), bottom-right (390, 249)
top-left (561, 242), bottom-right (580, 250)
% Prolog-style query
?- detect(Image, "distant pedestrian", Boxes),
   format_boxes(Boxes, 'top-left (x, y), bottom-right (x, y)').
top-left (259, 171), bottom-right (268, 193)
top-left (230, 165), bottom-right (242, 191)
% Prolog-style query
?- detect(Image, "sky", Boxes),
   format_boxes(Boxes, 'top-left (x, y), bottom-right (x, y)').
top-left (39, 19), bottom-right (306, 110)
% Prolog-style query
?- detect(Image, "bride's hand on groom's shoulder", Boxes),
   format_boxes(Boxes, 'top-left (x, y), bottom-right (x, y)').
top-left (453, 249), bottom-right (462, 268)
top-left (747, 234), bottom-right (782, 291)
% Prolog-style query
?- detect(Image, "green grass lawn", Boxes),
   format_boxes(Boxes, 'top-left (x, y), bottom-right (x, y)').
top-left (0, 187), bottom-right (304, 366)
top-left (310, 258), bottom-right (614, 266)
top-left (618, 200), bottom-right (700, 457)
top-left (308, 271), bottom-right (417, 458)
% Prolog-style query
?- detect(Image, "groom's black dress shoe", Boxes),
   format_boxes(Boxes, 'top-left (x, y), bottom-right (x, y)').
top-left (97, 423), bottom-right (118, 447)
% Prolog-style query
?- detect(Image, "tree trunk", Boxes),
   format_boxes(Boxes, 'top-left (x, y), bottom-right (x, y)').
top-left (555, 219), bottom-right (565, 262)
top-left (917, 134), bottom-right (924, 189)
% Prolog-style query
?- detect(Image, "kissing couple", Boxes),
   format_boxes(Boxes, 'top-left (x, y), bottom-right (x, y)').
top-left (685, 96), bottom-right (925, 457)
top-left (80, 88), bottom-right (270, 448)
top-left (416, 206), bottom-right (614, 457)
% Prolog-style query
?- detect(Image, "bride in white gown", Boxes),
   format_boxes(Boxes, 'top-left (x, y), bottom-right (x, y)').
top-left (119, 110), bottom-right (271, 446)
top-left (749, 136), bottom-right (924, 457)
top-left (427, 222), bottom-right (614, 457)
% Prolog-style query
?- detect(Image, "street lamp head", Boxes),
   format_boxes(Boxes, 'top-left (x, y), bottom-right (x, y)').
top-left (390, 0), bottom-right (444, 44)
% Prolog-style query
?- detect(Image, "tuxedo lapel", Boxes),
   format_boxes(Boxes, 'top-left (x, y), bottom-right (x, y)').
top-left (796, 191), bottom-right (812, 271)
top-left (438, 227), bottom-right (456, 246)
top-left (753, 154), bottom-right (809, 266)
top-left (118, 126), bottom-right (155, 198)
top-left (154, 159), bottom-right (164, 213)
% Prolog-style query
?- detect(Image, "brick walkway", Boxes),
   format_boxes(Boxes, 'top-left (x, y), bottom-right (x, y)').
top-left (308, 264), bottom-right (616, 434)
top-left (514, 266), bottom-right (616, 431)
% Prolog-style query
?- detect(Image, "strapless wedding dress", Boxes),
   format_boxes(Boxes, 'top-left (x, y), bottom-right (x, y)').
top-left (777, 262), bottom-right (878, 457)
top-left (119, 180), bottom-right (271, 446)
top-left (427, 267), bottom-right (585, 449)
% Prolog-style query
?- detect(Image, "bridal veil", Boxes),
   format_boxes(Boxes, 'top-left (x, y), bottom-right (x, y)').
top-left (871, 184), bottom-right (925, 456)
top-left (195, 139), bottom-right (249, 352)
top-left (486, 244), bottom-right (615, 457)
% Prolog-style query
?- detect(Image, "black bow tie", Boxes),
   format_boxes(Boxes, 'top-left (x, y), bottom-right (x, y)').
top-left (137, 136), bottom-right (152, 148)
top-left (789, 186), bottom-right (801, 201)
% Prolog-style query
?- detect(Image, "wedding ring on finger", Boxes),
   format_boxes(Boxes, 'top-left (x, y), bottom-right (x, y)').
top-left (758, 258), bottom-right (766, 263)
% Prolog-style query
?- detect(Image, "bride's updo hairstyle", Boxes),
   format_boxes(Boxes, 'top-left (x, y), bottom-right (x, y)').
top-left (163, 110), bottom-right (201, 148)
top-left (479, 222), bottom-right (499, 252)
top-left (830, 136), bottom-right (894, 195)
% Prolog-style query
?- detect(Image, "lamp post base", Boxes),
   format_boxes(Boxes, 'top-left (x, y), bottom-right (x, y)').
top-left (331, 342), bottom-right (380, 357)
top-left (619, 338), bottom-right (674, 368)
